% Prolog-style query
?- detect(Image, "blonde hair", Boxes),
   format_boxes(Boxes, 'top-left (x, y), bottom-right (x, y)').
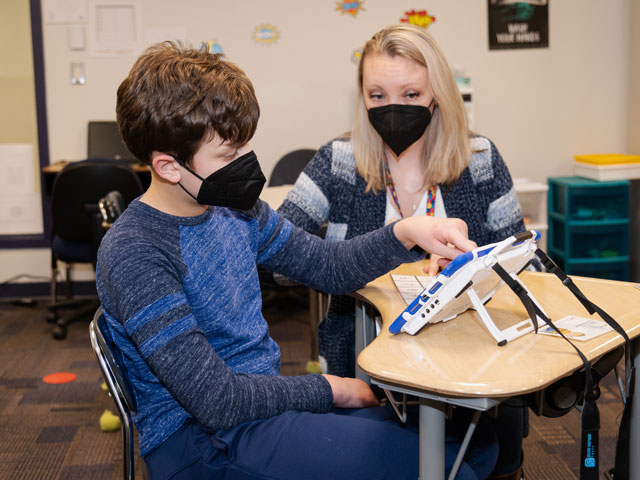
top-left (352, 24), bottom-right (471, 192)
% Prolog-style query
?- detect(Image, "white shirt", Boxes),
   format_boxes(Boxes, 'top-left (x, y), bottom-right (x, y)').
top-left (384, 186), bottom-right (447, 224)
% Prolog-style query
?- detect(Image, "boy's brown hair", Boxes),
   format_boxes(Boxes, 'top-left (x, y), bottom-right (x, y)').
top-left (116, 42), bottom-right (260, 166)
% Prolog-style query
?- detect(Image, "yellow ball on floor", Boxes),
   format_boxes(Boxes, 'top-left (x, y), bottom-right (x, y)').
top-left (99, 409), bottom-right (121, 432)
top-left (305, 360), bottom-right (323, 374)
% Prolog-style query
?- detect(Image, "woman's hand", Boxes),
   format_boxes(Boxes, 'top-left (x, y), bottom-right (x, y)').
top-left (425, 253), bottom-right (442, 276)
top-left (322, 374), bottom-right (379, 408)
top-left (393, 216), bottom-right (477, 261)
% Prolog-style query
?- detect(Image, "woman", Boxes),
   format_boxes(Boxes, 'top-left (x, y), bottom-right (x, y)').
top-left (278, 24), bottom-right (526, 479)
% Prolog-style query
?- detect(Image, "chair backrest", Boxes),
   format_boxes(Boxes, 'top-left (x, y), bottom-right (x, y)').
top-left (50, 159), bottom-right (143, 244)
top-left (89, 308), bottom-right (137, 480)
top-left (268, 149), bottom-right (316, 186)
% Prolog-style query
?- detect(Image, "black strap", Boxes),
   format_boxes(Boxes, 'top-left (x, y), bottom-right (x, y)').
top-left (492, 260), bottom-right (602, 479)
top-left (535, 249), bottom-right (635, 480)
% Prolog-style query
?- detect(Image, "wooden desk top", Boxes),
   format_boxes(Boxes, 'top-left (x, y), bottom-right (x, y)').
top-left (356, 262), bottom-right (640, 398)
top-left (43, 161), bottom-right (150, 173)
top-left (44, 163), bottom-right (291, 208)
top-left (259, 185), bottom-right (292, 210)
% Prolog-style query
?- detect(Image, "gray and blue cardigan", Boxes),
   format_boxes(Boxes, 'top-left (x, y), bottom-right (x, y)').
top-left (96, 198), bottom-right (422, 455)
top-left (278, 136), bottom-right (525, 376)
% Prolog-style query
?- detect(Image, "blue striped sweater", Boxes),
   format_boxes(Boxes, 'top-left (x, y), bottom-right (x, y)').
top-left (96, 198), bottom-right (421, 455)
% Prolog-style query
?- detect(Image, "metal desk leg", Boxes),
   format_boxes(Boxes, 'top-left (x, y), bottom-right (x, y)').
top-left (630, 337), bottom-right (640, 478)
top-left (420, 398), bottom-right (446, 480)
top-left (355, 299), bottom-right (376, 383)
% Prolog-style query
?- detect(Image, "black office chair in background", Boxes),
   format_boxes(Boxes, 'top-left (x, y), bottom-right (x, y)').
top-left (47, 159), bottom-right (143, 340)
top-left (268, 149), bottom-right (316, 187)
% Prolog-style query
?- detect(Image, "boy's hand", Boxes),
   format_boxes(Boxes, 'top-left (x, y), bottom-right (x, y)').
top-left (393, 216), bottom-right (476, 261)
top-left (322, 374), bottom-right (379, 408)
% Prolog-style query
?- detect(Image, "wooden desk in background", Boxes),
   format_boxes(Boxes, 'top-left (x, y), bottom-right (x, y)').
top-left (42, 162), bottom-right (293, 208)
top-left (352, 262), bottom-right (640, 479)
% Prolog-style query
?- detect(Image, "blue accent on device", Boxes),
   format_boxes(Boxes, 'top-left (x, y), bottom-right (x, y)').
top-left (440, 251), bottom-right (474, 277)
top-left (390, 230), bottom-right (540, 341)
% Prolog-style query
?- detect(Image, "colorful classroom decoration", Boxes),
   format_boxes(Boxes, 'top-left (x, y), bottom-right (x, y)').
top-left (201, 40), bottom-right (224, 55)
top-left (400, 9), bottom-right (436, 29)
top-left (253, 24), bottom-right (280, 45)
top-left (335, 1), bottom-right (364, 18)
top-left (351, 48), bottom-right (363, 64)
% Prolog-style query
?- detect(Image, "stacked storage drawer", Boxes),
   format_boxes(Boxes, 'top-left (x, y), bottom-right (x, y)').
top-left (548, 176), bottom-right (629, 281)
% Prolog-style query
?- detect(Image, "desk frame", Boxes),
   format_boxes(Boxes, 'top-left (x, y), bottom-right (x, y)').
top-left (353, 275), bottom-right (640, 480)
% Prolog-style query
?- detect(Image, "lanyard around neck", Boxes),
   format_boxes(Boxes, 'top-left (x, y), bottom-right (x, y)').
top-left (384, 160), bottom-right (436, 218)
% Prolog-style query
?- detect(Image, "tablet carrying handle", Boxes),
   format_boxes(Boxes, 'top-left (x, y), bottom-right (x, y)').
top-left (534, 249), bottom-right (635, 480)
top-left (491, 261), bottom-right (600, 479)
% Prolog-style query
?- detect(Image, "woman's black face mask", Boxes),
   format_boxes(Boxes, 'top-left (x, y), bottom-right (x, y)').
top-left (176, 150), bottom-right (266, 211)
top-left (367, 99), bottom-right (436, 157)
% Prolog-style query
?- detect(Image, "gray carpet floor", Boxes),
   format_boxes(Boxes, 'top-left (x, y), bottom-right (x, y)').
top-left (0, 294), bottom-right (626, 479)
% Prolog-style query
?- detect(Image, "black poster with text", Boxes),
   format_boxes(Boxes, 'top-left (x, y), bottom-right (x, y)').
top-left (489, 0), bottom-right (549, 50)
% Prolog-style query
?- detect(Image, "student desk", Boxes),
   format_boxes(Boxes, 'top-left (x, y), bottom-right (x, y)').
top-left (352, 262), bottom-right (640, 480)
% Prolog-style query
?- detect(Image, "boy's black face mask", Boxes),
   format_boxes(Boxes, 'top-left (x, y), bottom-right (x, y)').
top-left (176, 150), bottom-right (266, 211)
top-left (367, 100), bottom-right (435, 157)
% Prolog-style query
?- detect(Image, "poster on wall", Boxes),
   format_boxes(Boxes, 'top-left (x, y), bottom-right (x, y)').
top-left (0, 144), bottom-right (44, 235)
top-left (488, 0), bottom-right (548, 50)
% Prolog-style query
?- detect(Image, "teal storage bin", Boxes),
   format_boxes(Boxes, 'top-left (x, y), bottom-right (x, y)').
top-left (547, 176), bottom-right (629, 281)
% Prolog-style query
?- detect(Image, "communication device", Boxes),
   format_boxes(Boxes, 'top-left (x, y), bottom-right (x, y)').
top-left (389, 230), bottom-right (543, 345)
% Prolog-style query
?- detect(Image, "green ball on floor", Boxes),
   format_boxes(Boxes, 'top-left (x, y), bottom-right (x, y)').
top-left (100, 409), bottom-right (121, 432)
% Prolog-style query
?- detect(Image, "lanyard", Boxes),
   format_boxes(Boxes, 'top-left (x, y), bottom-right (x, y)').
top-left (384, 160), bottom-right (436, 218)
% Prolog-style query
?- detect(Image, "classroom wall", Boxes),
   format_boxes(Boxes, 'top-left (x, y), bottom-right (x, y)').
top-left (629, 0), bottom-right (640, 282)
top-left (630, 0), bottom-right (640, 155)
top-left (0, 0), bottom-right (634, 284)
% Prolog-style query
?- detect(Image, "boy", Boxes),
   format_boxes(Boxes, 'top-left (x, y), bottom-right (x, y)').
top-left (97, 42), bottom-right (496, 479)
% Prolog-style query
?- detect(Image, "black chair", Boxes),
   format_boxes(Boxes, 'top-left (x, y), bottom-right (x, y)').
top-left (265, 149), bottom-right (328, 372)
top-left (89, 308), bottom-right (139, 480)
top-left (268, 149), bottom-right (316, 186)
top-left (47, 159), bottom-right (143, 340)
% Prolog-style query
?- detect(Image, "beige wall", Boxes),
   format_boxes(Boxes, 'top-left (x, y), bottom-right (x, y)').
top-left (0, 1), bottom-right (38, 147)
top-left (0, 0), bottom-right (635, 283)
top-left (41, 0), bottom-right (630, 179)
top-left (629, 0), bottom-right (640, 282)
top-left (630, 0), bottom-right (640, 154)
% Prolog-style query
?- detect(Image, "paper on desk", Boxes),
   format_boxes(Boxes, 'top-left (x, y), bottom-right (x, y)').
top-left (537, 315), bottom-right (613, 341)
top-left (391, 274), bottom-right (434, 305)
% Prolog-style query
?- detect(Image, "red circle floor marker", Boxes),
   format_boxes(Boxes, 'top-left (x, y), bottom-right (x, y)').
top-left (43, 372), bottom-right (77, 384)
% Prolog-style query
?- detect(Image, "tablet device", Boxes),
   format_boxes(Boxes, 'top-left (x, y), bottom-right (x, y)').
top-left (390, 230), bottom-right (541, 344)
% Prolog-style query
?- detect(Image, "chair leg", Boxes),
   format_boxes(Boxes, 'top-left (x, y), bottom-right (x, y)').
top-left (52, 299), bottom-right (100, 340)
top-left (46, 265), bottom-right (60, 324)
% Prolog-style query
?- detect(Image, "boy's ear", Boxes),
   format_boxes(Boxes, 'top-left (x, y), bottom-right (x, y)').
top-left (151, 153), bottom-right (182, 184)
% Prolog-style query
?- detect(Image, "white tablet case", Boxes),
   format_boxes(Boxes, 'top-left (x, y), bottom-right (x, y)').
top-left (390, 230), bottom-right (545, 345)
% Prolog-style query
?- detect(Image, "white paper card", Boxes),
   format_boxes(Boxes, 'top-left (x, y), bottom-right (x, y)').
top-left (44, 0), bottom-right (88, 24)
top-left (0, 144), bottom-right (44, 234)
top-left (89, 1), bottom-right (140, 56)
top-left (391, 274), bottom-right (434, 305)
top-left (537, 315), bottom-right (614, 342)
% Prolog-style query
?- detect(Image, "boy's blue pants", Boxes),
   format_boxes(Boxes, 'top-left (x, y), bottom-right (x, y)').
top-left (144, 405), bottom-right (498, 480)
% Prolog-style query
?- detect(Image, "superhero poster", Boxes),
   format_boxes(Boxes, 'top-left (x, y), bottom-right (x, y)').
top-left (488, 0), bottom-right (549, 50)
